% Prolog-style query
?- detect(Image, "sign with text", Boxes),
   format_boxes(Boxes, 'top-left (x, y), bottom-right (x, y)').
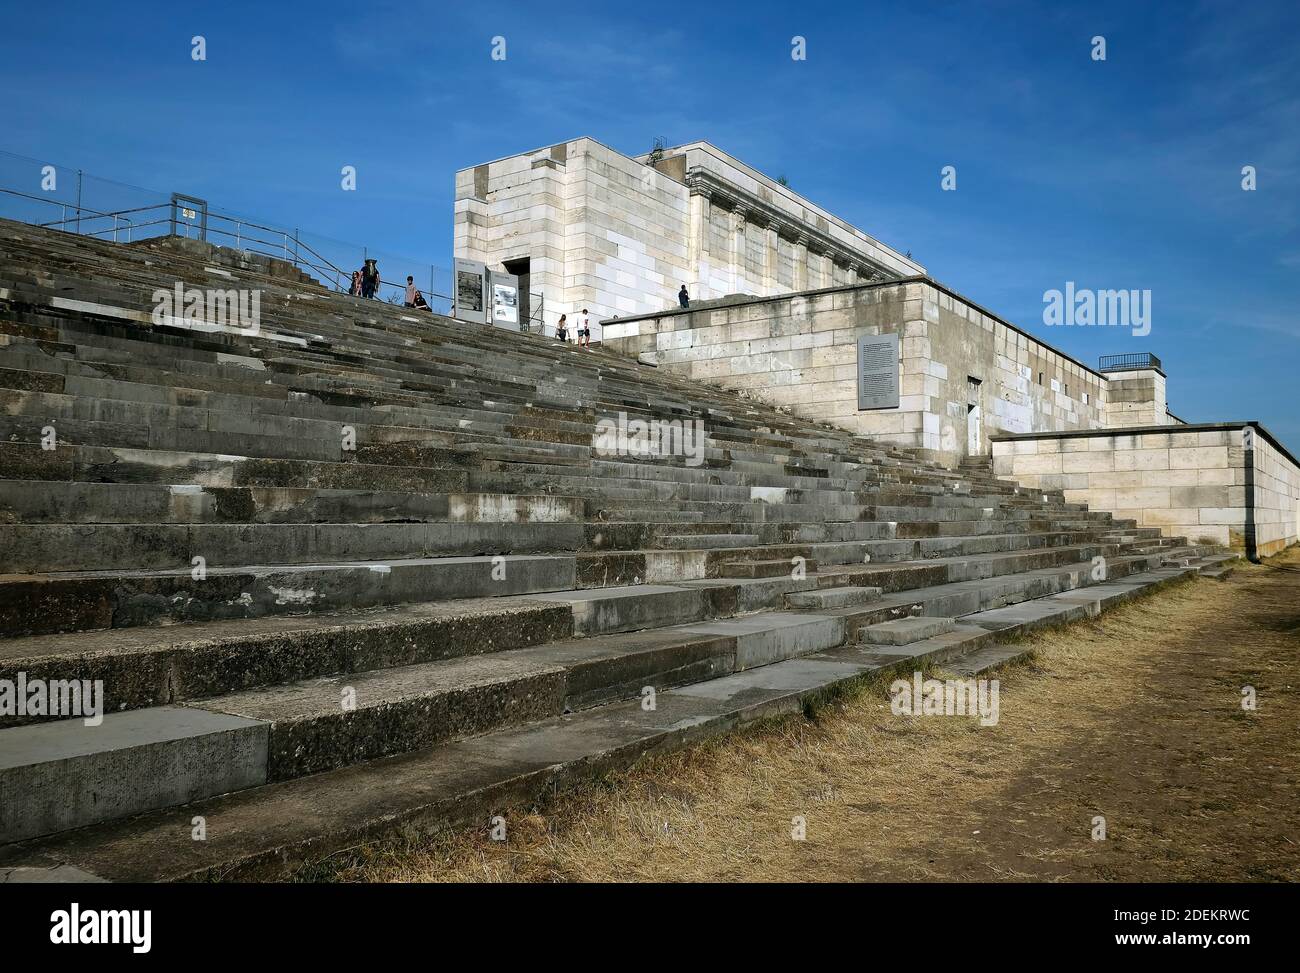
top-left (857, 332), bottom-right (900, 410)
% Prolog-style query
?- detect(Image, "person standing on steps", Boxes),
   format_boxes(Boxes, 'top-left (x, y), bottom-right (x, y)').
top-left (678, 284), bottom-right (690, 308)
top-left (361, 259), bottom-right (380, 299)
top-left (555, 313), bottom-right (569, 343)
top-left (404, 276), bottom-right (430, 311)
top-left (350, 269), bottom-right (362, 297)
top-left (577, 307), bottom-right (591, 349)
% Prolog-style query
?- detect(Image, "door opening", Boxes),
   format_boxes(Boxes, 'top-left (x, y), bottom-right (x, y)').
top-left (966, 376), bottom-right (984, 456)
top-left (502, 257), bottom-right (531, 331)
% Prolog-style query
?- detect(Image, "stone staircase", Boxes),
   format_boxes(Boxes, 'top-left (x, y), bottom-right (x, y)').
top-left (0, 218), bottom-right (1237, 881)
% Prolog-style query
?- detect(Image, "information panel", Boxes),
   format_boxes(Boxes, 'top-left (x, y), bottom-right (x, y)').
top-left (453, 258), bottom-right (489, 324)
top-left (857, 332), bottom-right (900, 410)
top-left (490, 272), bottom-right (520, 330)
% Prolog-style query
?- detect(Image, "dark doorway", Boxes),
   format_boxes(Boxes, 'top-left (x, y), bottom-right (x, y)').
top-left (502, 257), bottom-right (531, 331)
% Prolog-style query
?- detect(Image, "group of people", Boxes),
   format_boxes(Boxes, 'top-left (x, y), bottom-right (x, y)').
top-left (554, 309), bottom-right (592, 348)
top-left (344, 263), bottom-right (691, 341)
top-left (349, 259), bottom-right (380, 299)
top-left (348, 259), bottom-right (430, 311)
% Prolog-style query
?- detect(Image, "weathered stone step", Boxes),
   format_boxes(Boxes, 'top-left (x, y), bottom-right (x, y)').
top-left (785, 585), bottom-right (882, 609)
top-left (0, 521), bottom-right (586, 573)
top-left (0, 554), bottom-right (579, 637)
top-left (0, 594), bottom-right (576, 723)
top-left (0, 606), bottom-right (846, 844)
top-left (656, 533), bottom-right (762, 550)
top-left (0, 558), bottom-right (1211, 880)
top-left (716, 557), bottom-right (809, 579)
top-left (524, 584), bottom-right (720, 636)
top-left (937, 643), bottom-right (1031, 676)
top-left (861, 616), bottom-right (956, 645)
top-left (0, 441), bottom-right (471, 494)
top-left (0, 706), bottom-right (268, 846)
top-left (0, 481), bottom-right (584, 526)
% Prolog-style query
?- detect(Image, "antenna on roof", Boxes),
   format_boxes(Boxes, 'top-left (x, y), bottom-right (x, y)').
top-left (647, 136), bottom-right (667, 166)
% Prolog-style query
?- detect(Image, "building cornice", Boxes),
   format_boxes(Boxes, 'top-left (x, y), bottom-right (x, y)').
top-left (686, 166), bottom-right (903, 279)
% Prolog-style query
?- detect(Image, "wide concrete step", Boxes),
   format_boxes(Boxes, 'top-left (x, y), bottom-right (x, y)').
top-left (0, 521), bottom-right (587, 573)
top-left (655, 533), bottom-right (762, 550)
top-left (785, 585), bottom-right (882, 609)
top-left (0, 481), bottom-right (585, 526)
top-left (0, 555), bottom-right (580, 636)
top-left (0, 594), bottom-right (577, 723)
top-left (523, 584), bottom-right (720, 636)
top-left (861, 616), bottom-right (956, 645)
top-left (0, 555), bottom-right (1219, 880)
top-left (716, 557), bottom-right (813, 579)
top-left (0, 607), bottom-right (846, 844)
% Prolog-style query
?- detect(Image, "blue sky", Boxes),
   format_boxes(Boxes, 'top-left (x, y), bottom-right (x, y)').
top-left (2, 0), bottom-right (1296, 440)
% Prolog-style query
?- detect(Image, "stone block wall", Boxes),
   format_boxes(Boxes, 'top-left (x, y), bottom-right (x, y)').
top-left (1254, 432), bottom-right (1300, 557)
top-left (1104, 369), bottom-right (1169, 427)
top-left (602, 278), bottom-right (1108, 465)
top-left (990, 424), bottom-right (1300, 556)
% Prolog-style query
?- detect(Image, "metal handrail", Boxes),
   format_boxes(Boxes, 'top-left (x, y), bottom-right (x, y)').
top-left (0, 182), bottom-right (545, 321)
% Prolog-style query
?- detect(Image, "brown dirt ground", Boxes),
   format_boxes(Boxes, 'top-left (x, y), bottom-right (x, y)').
top-left (322, 549), bottom-right (1300, 883)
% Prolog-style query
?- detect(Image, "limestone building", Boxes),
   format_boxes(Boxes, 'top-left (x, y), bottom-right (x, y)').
top-left (455, 137), bottom-right (1298, 555)
top-left (454, 138), bottom-right (923, 338)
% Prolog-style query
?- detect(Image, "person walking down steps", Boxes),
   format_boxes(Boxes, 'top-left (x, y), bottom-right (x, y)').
top-left (555, 313), bottom-right (569, 343)
top-left (577, 308), bottom-right (591, 349)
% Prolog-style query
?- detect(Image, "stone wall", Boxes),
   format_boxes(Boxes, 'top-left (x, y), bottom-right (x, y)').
top-left (602, 278), bottom-right (1110, 465)
top-left (1253, 432), bottom-right (1300, 557)
top-left (990, 424), bottom-right (1300, 556)
top-left (1104, 368), bottom-right (1169, 427)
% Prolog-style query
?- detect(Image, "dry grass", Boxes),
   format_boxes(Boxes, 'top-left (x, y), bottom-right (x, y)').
top-left (321, 550), bottom-right (1300, 883)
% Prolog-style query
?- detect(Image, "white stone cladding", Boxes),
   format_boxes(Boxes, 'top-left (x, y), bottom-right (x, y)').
top-left (454, 138), bottom-right (923, 340)
top-left (991, 426), bottom-right (1300, 557)
top-left (600, 279), bottom-right (1113, 466)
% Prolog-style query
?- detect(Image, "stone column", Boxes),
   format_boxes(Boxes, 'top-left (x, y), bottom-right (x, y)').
top-left (730, 205), bottom-right (748, 294)
top-left (687, 187), bottom-right (710, 295)
top-left (793, 234), bottom-right (809, 291)
top-left (763, 221), bottom-right (779, 294)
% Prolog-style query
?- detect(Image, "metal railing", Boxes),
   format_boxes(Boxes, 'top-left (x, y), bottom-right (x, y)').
top-left (1, 177), bottom-right (550, 329)
top-left (1099, 352), bottom-right (1162, 372)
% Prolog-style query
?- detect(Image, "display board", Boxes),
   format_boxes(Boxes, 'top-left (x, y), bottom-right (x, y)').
top-left (857, 332), bottom-right (900, 410)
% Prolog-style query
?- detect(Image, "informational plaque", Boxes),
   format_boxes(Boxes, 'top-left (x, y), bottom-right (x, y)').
top-left (453, 258), bottom-right (489, 324)
top-left (856, 332), bottom-right (900, 410)
top-left (490, 273), bottom-right (520, 330)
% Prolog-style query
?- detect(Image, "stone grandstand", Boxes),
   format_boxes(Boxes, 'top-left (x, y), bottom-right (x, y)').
top-left (0, 217), bottom-right (1236, 881)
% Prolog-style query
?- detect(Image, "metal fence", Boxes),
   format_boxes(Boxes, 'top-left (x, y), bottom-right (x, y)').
top-left (0, 149), bottom-right (546, 328)
top-left (1098, 352), bottom-right (1162, 372)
